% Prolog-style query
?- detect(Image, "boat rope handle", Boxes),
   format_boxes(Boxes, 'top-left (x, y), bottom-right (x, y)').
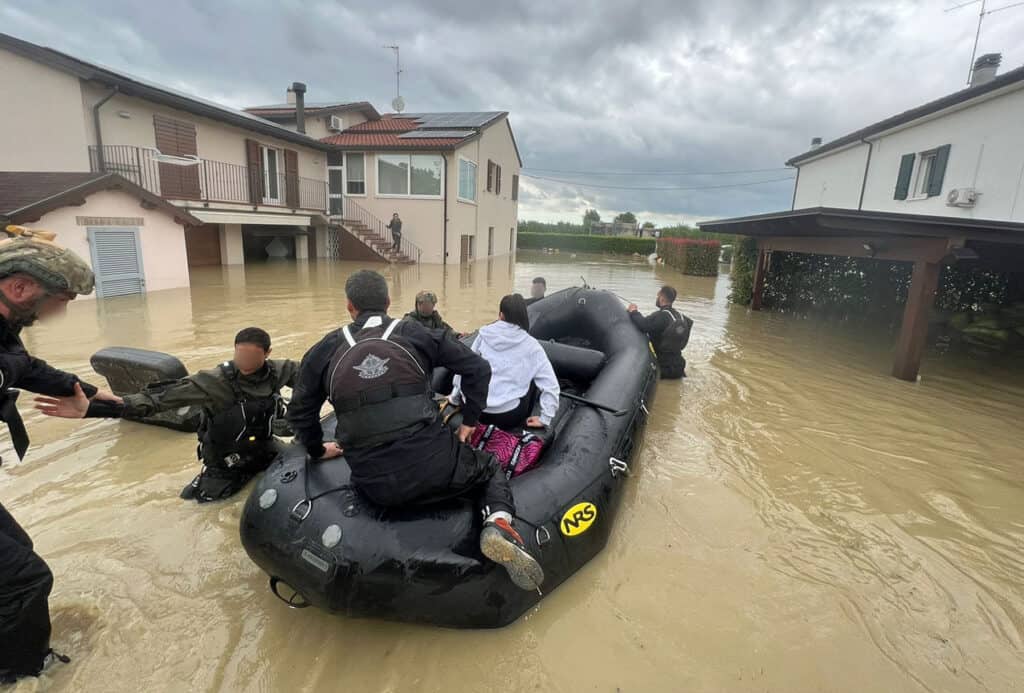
top-left (269, 577), bottom-right (311, 609)
top-left (609, 457), bottom-right (630, 478)
top-left (535, 526), bottom-right (552, 546)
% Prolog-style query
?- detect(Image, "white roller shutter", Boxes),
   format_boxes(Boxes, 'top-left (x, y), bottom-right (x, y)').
top-left (88, 227), bottom-right (145, 298)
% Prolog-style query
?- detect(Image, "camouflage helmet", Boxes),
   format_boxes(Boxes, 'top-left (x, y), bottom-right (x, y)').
top-left (0, 225), bottom-right (95, 295)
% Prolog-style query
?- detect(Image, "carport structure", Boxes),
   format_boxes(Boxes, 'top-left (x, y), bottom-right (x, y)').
top-left (699, 207), bottom-right (1024, 381)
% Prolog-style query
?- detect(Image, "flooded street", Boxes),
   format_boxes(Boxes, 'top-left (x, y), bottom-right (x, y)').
top-left (4, 251), bottom-right (1024, 692)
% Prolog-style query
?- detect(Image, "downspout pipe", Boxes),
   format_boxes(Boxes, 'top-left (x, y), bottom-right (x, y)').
top-left (442, 153), bottom-right (449, 265)
top-left (858, 137), bottom-right (874, 211)
top-left (92, 86), bottom-right (119, 172)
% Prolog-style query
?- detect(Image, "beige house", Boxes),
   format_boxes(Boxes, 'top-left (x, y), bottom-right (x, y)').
top-left (0, 32), bottom-right (336, 291)
top-left (0, 172), bottom-right (200, 299)
top-left (246, 95), bottom-right (523, 265)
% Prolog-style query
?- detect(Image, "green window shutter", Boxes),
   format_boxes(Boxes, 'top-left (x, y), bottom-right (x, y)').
top-left (927, 144), bottom-right (951, 197)
top-left (894, 153), bottom-right (915, 200)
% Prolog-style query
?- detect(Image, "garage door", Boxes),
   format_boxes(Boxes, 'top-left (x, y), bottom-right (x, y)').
top-left (88, 227), bottom-right (145, 298)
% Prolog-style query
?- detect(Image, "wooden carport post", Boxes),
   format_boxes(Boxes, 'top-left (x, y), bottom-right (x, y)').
top-left (751, 249), bottom-right (769, 310)
top-left (891, 259), bottom-right (940, 381)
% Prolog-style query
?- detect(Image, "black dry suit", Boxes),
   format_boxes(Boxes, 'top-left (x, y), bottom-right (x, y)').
top-left (327, 319), bottom-right (436, 449)
top-left (188, 361), bottom-right (287, 501)
top-left (629, 304), bottom-right (693, 379)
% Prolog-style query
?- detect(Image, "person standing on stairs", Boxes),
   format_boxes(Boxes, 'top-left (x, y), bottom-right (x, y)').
top-left (387, 212), bottom-right (402, 252)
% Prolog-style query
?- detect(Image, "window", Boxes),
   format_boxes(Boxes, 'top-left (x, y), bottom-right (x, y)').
top-left (345, 153), bottom-right (365, 195)
top-left (488, 226), bottom-right (494, 256)
top-left (377, 153), bottom-right (443, 197)
top-left (486, 160), bottom-right (495, 192)
top-left (911, 151), bottom-right (936, 199)
top-left (509, 226), bottom-right (515, 252)
top-left (512, 174), bottom-right (519, 201)
top-left (495, 165), bottom-right (502, 195)
top-left (261, 145), bottom-right (280, 204)
top-left (458, 158), bottom-right (477, 201)
top-left (894, 144), bottom-right (950, 200)
top-left (411, 154), bottom-right (443, 196)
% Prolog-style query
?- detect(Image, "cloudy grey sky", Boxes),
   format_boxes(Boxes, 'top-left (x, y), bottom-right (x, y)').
top-left (3, 0), bottom-right (1022, 226)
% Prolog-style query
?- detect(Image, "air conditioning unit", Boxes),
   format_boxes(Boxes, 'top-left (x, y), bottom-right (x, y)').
top-left (946, 187), bottom-right (978, 208)
top-left (329, 115), bottom-right (344, 131)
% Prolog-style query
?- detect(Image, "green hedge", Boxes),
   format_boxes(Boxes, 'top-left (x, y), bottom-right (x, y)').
top-left (728, 237), bottom-right (759, 305)
top-left (728, 237), bottom-right (1024, 333)
top-left (657, 238), bottom-right (721, 276)
top-left (517, 232), bottom-right (655, 254)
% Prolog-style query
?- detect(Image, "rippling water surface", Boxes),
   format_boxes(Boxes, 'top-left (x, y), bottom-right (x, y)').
top-left (4, 251), bottom-right (1023, 692)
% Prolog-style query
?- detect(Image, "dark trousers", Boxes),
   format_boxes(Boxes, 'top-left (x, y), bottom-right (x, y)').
top-left (478, 386), bottom-right (536, 430)
top-left (349, 424), bottom-right (514, 516)
top-left (391, 232), bottom-right (401, 251)
top-left (659, 355), bottom-right (686, 380)
top-left (0, 502), bottom-right (53, 678)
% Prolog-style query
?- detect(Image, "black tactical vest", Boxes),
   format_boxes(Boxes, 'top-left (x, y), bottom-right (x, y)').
top-left (327, 317), bottom-right (436, 449)
top-left (654, 306), bottom-right (692, 369)
top-left (198, 361), bottom-right (283, 467)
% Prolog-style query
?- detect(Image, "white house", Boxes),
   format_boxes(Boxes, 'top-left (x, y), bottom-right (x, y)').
top-left (701, 54), bottom-right (1024, 382)
top-left (788, 53), bottom-right (1024, 222)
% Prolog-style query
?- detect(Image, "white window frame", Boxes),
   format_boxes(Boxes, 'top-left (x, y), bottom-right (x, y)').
top-left (909, 149), bottom-right (937, 200)
top-left (261, 145), bottom-right (281, 205)
top-left (342, 151), bottom-right (366, 198)
top-left (457, 157), bottom-right (478, 204)
top-left (375, 153), bottom-right (444, 199)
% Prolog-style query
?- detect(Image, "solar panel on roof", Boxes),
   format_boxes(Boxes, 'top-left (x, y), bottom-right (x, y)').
top-left (401, 112), bottom-right (502, 128)
top-left (398, 130), bottom-right (474, 139)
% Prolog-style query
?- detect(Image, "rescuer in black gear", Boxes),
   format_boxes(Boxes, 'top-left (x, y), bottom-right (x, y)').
top-left (0, 225), bottom-right (121, 683)
top-left (288, 269), bottom-right (545, 591)
top-left (627, 285), bottom-right (693, 379)
top-left (36, 327), bottom-right (299, 503)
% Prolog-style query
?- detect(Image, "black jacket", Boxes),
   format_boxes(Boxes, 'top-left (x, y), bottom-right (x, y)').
top-left (289, 311), bottom-right (490, 459)
top-left (0, 314), bottom-right (97, 459)
top-left (0, 315), bottom-right (97, 398)
top-left (629, 304), bottom-right (692, 363)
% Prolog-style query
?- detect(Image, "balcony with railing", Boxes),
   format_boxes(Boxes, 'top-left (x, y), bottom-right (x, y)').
top-left (88, 145), bottom-right (327, 213)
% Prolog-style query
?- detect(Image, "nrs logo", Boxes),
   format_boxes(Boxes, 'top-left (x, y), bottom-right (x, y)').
top-left (560, 502), bottom-right (597, 537)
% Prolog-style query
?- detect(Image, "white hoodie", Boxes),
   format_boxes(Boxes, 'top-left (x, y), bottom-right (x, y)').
top-left (450, 321), bottom-right (560, 425)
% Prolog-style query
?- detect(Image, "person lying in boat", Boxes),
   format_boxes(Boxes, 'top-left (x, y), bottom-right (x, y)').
top-left (402, 290), bottom-right (459, 338)
top-left (36, 327), bottom-right (298, 503)
top-left (287, 270), bottom-right (544, 592)
top-left (448, 293), bottom-right (559, 431)
top-left (627, 285), bottom-right (693, 379)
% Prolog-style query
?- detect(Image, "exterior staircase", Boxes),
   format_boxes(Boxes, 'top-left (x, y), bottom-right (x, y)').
top-left (336, 218), bottom-right (416, 264)
top-left (334, 198), bottom-right (421, 264)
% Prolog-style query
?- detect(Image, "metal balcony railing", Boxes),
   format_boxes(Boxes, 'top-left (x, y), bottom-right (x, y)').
top-left (88, 145), bottom-right (327, 213)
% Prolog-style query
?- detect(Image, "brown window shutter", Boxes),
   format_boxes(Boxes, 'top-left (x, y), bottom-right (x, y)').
top-left (495, 165), bottom-right (501, 195)
top-left (153, 115), bottom-right (200, 200)
top-left (284, 149), bottom-right (300, 208)
top-left (512, 174), bottom-right (519, 201)
top-left (487, 160), bottom-right (494, 192)
top-left (246, 139), bottom-right (263, 204)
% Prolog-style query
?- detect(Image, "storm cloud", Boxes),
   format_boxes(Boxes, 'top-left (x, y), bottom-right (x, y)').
top-left (2, 0), bottom-right (1022, 225)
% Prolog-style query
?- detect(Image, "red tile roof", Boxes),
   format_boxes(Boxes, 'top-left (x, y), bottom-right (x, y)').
top-left (345, 117), bottom-right (421, 133)
top-left (320, 133), bottom-right (468, 148)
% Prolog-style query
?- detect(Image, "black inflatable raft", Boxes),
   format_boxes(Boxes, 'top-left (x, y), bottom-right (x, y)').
top-left (239, 288), bottom-right (658, 628)
top-left (90, 347), bottom-right (202, 432)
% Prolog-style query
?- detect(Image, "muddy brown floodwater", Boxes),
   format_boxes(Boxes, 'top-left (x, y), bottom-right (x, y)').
top-left (3, 251), bottom-right (1024, 692)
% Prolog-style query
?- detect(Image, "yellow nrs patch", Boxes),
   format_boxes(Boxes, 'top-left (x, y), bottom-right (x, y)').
top-left (560, 501), bottom-right (598, 537)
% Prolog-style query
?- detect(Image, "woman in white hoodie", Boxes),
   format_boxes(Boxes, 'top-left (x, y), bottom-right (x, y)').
top-left (450, 294), bottom-right (560, 430)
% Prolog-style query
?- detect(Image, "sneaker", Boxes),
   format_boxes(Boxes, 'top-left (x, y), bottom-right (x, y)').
top-left (480, 517), bottom-right (545, 591)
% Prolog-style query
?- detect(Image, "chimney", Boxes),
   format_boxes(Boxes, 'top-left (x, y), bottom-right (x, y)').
top-left (970, 53), bottom-right (1001, 88)
top-left (810, 137), bottom-right (822, 150)
top-left (292, 81), bottom-right (307, 134)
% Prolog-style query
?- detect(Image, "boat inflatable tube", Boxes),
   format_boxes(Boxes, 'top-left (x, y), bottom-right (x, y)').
top-left (240, 288), bottom-right (658, 628)
top-left (90, 347), bottom-right (202, 432)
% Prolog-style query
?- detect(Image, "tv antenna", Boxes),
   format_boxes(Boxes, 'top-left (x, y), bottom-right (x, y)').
top-left (945, 0), bottom-right (1024, 85)
top-left (384, 44), bottom-right (405, 112)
